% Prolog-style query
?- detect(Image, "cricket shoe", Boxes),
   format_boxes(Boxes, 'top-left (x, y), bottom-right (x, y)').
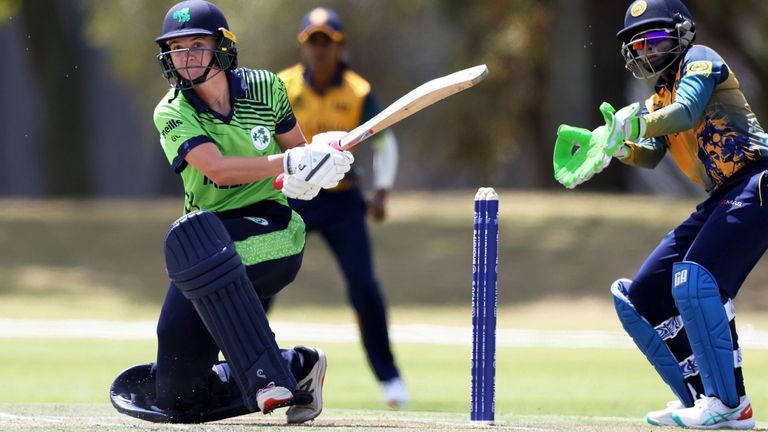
top-left (286, 346), bottom-right (327, 424)
top-left (256, 382), bottom-right (294, 415)
top-left (671, 395), bottom-right (754, 429)
top-left (381, 377), bottom-right (409, 409)
top-left (646, 400), bottom-right (686, 426)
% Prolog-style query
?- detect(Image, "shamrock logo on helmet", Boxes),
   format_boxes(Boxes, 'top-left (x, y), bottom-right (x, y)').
top-left (173, 7), bottom-right (191, 24)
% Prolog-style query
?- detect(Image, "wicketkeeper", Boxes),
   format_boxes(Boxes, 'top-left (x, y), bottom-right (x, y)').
top-left (554, 0), bottom-right (768, 429)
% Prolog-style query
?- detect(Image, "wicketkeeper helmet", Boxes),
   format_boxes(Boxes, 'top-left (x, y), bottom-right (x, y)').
top-left (617, 0), bottom-right (696, 79)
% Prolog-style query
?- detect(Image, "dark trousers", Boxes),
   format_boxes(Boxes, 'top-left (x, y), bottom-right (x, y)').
top-left (285, 188), bottom-right (400, 382)
top-left (627, 160), bottom-right (768, 397)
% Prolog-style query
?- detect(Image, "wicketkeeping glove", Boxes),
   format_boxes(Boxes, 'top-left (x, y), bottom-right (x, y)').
top-left (283, 131), bottom-right (354, 189)
top-left (597, 101), bottom-right (645, 157)
top-left (553, 124), bottom-right (611, 189)
top-left (553, 102), bottom-right (644, 189)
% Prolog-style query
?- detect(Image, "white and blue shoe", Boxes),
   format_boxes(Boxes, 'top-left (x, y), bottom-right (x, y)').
top-left (646, 400), bottom-right (685, 426)
top-left (671, 395), bottom-right (754, 429)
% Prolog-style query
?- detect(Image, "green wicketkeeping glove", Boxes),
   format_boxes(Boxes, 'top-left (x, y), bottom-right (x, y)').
top-left (553, 102), bottom-right (645, 189)
top-left (553, 124), bottom-right (611, 189)
top-left (598, 101), bottom-right (645, 155)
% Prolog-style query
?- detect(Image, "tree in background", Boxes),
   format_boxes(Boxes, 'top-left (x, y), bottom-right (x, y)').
top-left (4, 0), bottom-right (768, 195)
top-left (18, 0), bottom-right (92, 196)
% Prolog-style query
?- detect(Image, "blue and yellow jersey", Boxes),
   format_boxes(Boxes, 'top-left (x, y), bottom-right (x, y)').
top-left (623, 45), bottom-right (768, 191)
top-left (278, 63), bottom-right (380, 145)
top-left (153, 68), bottom-right (296, 213)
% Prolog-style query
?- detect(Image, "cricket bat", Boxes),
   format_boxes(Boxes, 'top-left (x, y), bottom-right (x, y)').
top-left (274, 64), bottom-right (489, 189)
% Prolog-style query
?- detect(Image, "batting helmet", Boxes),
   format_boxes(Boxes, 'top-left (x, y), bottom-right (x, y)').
top-left (617, 0), bottom-right (696, 79)
top-left (155, 0), bottom-right (238, 89)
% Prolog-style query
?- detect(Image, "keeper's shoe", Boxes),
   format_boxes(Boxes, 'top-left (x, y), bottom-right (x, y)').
top-left (671, 395), bottom-right (754, 429)
top-left (256, 382), bottom-right (294, 415)
top-left (286, 346), bottom-right (327, 424)
top-left (646, 399), bottom-right (685, 426)
top-left (381, 377), bottom-right (410, 409)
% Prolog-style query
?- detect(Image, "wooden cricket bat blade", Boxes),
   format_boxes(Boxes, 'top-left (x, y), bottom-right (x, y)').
top-left (274, 64), bottom-right (489, 190)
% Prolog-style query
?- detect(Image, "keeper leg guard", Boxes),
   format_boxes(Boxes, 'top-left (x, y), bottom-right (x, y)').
top-left (164, 210), bottom-right (297, 412)
top-left (611, 278), bottom-right (695, 407)
top-left (672, 261), bottom-right (739, 407)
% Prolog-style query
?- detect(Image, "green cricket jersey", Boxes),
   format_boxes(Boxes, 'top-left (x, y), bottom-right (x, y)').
top-left (154, 68), bottom-right (296, 213)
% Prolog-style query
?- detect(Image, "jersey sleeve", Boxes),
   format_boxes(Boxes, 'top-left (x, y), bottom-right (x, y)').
top-left (643, 46), bottom-right (728, 138)
top-left (153, 101), bottom-right (211, 173)
top-left (622, 100), bottom-right (667, 168)
top-left (676, 45), bottom-right (729, 116)
top-left (271, 75), bottom-right (297, 134)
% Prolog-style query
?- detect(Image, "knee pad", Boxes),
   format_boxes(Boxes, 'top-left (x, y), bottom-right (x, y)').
top-left (164, 211), bottom-right (296, 411)
top-left (611, 278), bottom-right (695, 407)
top-left (672, 261), bottom-right (739, 407)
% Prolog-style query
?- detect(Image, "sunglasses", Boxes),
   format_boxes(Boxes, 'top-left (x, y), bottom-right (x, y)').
top-left (631, 30), bottom-right (673, 51)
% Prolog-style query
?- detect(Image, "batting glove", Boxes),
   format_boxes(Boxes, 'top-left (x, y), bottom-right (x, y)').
top-left (281, 174), bottom-right (321, 200)
top-left (283, 131), bottom-right (354, 189)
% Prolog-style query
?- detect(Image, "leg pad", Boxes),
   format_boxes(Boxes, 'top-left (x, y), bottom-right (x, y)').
top-left (672, 261), bottom-right (738, 407)
top-left (612, 278), bottom-right (695, 407)
top-left (164, 211), bottom-right (296, 412)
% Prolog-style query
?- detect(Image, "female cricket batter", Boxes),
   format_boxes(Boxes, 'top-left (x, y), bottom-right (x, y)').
top-left (558, 0), bottom-right (768, 429)
top-left (111, 0), bottom-right (353, 425)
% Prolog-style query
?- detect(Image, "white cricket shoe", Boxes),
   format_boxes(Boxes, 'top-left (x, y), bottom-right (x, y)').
top-left (256, 382), bottom-right (294, 414)
top-left (286, 346), bottom-right (327, 424)
top-left (646, 400), bottom-right (685, 426)
top-left (671, 395), bottom-right (754, 429)
top-left (381, 377), bottom-right (409, 408)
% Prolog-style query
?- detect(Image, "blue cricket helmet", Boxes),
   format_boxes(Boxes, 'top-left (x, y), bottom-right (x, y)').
top-left (617, 0), bottom-right (694, 42)
top-left (617, 0), bottom-right (696, 79)
top-left (156, 0), bottom-right (228, 44)
top-left (155, 0), bottom-right (238, 89)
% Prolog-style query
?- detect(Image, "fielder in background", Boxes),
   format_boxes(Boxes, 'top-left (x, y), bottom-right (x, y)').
top-left (554, 0), bottom-right (768, 429)
top-left (274, 7), bottom-right (408, 408)
top-left (110, 0), bottom-right (354, 424)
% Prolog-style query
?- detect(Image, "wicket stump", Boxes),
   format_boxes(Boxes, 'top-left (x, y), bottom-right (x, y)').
top-left (471, 187), bottom-right (498, 424)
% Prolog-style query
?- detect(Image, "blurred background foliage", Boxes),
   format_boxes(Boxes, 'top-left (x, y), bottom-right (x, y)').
top-left (2, 0), bottom-right (768, 197)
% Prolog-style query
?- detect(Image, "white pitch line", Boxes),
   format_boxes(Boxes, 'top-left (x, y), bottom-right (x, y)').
top-left (2, 318), bottom-right (768, 350)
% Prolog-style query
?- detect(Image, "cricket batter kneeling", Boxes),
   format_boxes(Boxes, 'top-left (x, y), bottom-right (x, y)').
top-left (109, 0), bottom-right (354, 424)
top-left (554, 0), bottom-right (768, 429)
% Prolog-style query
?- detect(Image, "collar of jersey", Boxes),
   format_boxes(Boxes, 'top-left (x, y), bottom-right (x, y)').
top-left (303, 62), bottom-right (346, 94)
top-left (181, 70), bottom-right (247, 123)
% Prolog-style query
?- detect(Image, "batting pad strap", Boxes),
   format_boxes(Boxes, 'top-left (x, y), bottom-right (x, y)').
top-left (164, 211), bottom-right (297, 412)
top-left (655, 299), bottom-right (735, 341)
top-left (679, 347), bottom-right (744, 381)
top-left (611, 279), bottom-right (695, 407)
top-left (672, 261), bottom-right (739, 407)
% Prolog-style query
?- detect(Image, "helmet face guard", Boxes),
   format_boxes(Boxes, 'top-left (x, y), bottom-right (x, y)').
top-left (622, 28), bottom-right (683, 79)
top-left (157, 27), bottom-right (237, 90)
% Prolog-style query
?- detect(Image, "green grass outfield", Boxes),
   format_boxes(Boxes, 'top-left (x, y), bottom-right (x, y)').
top-left (2, 307), bottom-right (768, 431)
top-left (2, 193), bottom-right (768, 430)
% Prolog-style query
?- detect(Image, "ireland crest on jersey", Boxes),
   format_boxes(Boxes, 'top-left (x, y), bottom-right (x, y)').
top-left (250, 126), bottom-right (271, 151)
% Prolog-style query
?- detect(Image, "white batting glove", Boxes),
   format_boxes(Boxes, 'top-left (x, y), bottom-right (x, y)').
top-left (283, 131), bottom-right (354, 189)
top-left (281, 174), bottom-right (321, 200)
